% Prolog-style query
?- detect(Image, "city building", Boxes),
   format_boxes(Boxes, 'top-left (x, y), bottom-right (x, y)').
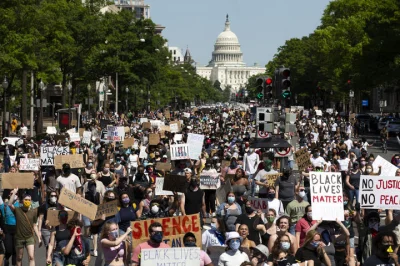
top-left (196, 15), bottom-right (265, 92)
top-left (168, 47), bottom-right (185, 64)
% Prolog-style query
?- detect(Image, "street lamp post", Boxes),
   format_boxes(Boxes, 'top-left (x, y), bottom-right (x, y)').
top-left (2, 76), bottom-right (8, 138)
top-left (147, 88), bottom-right (150, 113)
top-left (67, 82), bottom-right (72, 129)
top-left (38, 80), bottom-right (44, 134)
top-left (140, 89), bottom-right (143, 111)
top-left (87, 84), bottom-right (91, 120)
top-left (125, 87), bottom-right (129, 112)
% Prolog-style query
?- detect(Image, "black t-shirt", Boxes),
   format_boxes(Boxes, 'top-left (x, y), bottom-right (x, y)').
top-left (267, 254), bottom-right (296, 265)
top-left (295, 247), bottom-right (324, 266)
top-left (234, 214), bottom-right (264, 245)
top-left (184, 188), bottom-right (204, 215)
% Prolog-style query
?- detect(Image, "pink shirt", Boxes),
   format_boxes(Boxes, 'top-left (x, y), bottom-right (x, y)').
top-left (295, 218), bottom-right (316, 247)
top-left (131, 241), bottom-right (170, 264)
top-left (200, 250), bottom-right (212, 266)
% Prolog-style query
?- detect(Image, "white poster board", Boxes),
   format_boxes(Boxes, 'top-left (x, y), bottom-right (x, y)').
top-left (170, 144), bottom-right (190, 160)
top-left (139, 118), bottom-right (148, 124)
top-left (19, 159), bottom-right (40, 171)
top-left (69, 132), bottom-right (80, 142)
top-left (139, 146), bottom-right (147, 159)
top-left (82, 131), bottom-right (92, 145)
top-left (372, 155), bottom-right (398, 176)
top-left (46, 126), bottom-right (57, 134)
top-left (359, 175), bottom-right (400, 209)
top-left (315, 110), bottom-right (322, 116)
top-left (40, 146), bottom-right (70, 166)
top-left (155, 177), bottom-right (182, 196)
top-left (310, 172), bottom-right (344, 221)
top-left (303, 110), bottom-right (309, 117)
top-left (187, 133), bottom-right (205, 160)
top-left (141, 247), bottom-right (200, 266)
top-left (107, 126), bottom-right (125, 141)
top-left (170, 123), bottom-right (179, 133)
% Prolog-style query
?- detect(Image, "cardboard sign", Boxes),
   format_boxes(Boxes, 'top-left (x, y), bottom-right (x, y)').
top-left (310, 172), bottom-right (344, 220)
top-left (142, 122), bottom-right (151, 130)
top-left (58, 187), bottom-right (98, 220)
top-left (372, 155), bottom-right (398, 176)
top-left (164, 110), bottom-right (171, 119)
top-left (295, 148), bottom-right (311, 171)
top-left (141, 247), bottom-right (200, 266)
top-left (170, 144), bottom-right (189, 160)
top-left (162, 174), bottom-right (187, 193)
top-left (95, 200), bottom-right (118, 220)
top-left (216, 181), bottom-right (232, 205)
top-left (19, 158), bottom-right (40, 171)
top-left (155, 163), bottom-right (171, 171)
top-left (264, 173), bottom-right (281, 187)
top-left (359, 175), bottom-right (400, 209)
top-left (123, 138), bottom-right (135, 148)
top-left (78, 128), bottom-right (85, 137)
top-left (1, 173), bottom-right (34, 189)
top-left (47, 209), bottom-right (75, 226)
top-left (107, 126), bottom-right (125, 141)
top-left (187, 133), bottom-right (205, 160)
top-left (248, 197), bottom-right (269, 212)
top-left (54, 154), bottom-right (85, 169)
top-left (155, 177), bottom-right (174, 196)
top-left (160, 125), bottom-right (170, 132)
top-left (82, 131), bottom-right (92, 145)
top-left (221, 160), bottom-right (230, 168)
top-left (131, 214), bottom-right (201, 248)
top-left (149, 133), bottom-right (160, 145)
top-left (40, 146), bottom-right (70, 166)
top-left (170, 121), bottom-right (181, 133)
top-left (200, 175), bottom-right (221, 190)
top-left (124, 126), bottom-right (130, 133)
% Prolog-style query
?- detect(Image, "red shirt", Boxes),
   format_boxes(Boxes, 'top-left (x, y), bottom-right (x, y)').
top-left (295, 218), bottom-right (317, 246)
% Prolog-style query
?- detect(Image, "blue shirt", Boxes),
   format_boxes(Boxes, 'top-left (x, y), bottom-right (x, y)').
top-left (0, 201), bottom-right (19, 225)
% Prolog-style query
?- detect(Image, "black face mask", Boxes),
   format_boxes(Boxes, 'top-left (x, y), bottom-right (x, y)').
top-left (190, 178), bottom-right (198, 188)
top-left (63, 169), bottom-right (71, 176)
top-left (245, 206), bottom-right (254, 214)
top-left (267, 193), bottom-right (275, 199)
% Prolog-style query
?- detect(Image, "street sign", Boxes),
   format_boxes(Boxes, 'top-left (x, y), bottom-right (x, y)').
top-left (274, 147), bottom-right (291, 157)
top-left (362, 100), bottom-right (368, 106)
top-left (349, 90), bottom-right (354, 97)
top-left (257, 130), bottom-right (270, 139)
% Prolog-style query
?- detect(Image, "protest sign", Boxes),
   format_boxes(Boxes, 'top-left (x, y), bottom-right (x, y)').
top-left (69, 133), bottom-right (80, 143)
top-left (303, 110), bottom-right (309, 117)
top-left (372, 155), bottom-right (398, 176)
top-left (142, 122), bottom-right (151, 130)
top-left (187, 133), bottom-right (205, 160)
top-left (183, 112), bottom-right (190, 118)
top-left (1, 173), bottom-right (34, 189)
top-left (46, 126), bottom-right (57, 134)
top-left (47, 209), bottom-right (75, 226)
top-left (155, 177), bottom-right (177, 196)
top-left (170, 144), bottom-right (189, 160)
top-left (295, 148), bottom-right (311, 171)
top-left (123, 138), bottom-right (135, 148)
top-left (40, 146), bottom-right (70, 166)
top-left (170, 123), bottom-right (179, 133)
top-left (95, 200), bottom-right (118, 220)
top-left (19, 158), bottom-right (40, 171)
top-left (149, 133), bottom-right (160, 145)
top-left (216, 181), bottom-right (232, 205)
top-left (58, 187), bottom-right (98, 220)
top-left (150, 120), bottom-right (163, 128)
top-left (359, 175), bottom-right (400, 209)
top-left (155, 162), bottom-right (171, 171)
top-left (160, 125), bottom-right (170, 132)
top-left (264, 173), bottom-right (281, 187)
top-left (54, 154), bottom-right (85, 169)
top-left (173, 134), bottom-right (183, 142)
top-left (141, 247), bottom-right (200, 266)
top-left (131, 214), bottom-right (201, 248)
top-left (100, 119), bottom-right (110, 128)
top-left (124, 126), bottom-right (130, 133)
top-left (315, 110), bottom-right (322, 116)
top-left (222, 112), bottom-right (229, 119)
top-left (200, 175), bottom-right (221, 190)
top-left (164, 110), bottom-right (171, 119)
top-left (82, 131), bottom-right (92, 145)
top-left (139, 146), bottom-right (147, 159)
top-left (67, 128), bottom-right (76, 135)
top-left (326, 108), bottom-right (333, 114)
top-left (140, 118), bottom-right (149, 124)
top-left (247, 197), bottom-right (269, 212)
top-left (107, 126), bottom-right (125, 141)
top-left (163, 174), bottom-right (187, 193)
top-left (310, 172), bottom-right (344, 220)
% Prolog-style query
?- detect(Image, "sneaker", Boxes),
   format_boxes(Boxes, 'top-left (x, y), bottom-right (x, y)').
top-left (93, 250), bottom-right (98, 257)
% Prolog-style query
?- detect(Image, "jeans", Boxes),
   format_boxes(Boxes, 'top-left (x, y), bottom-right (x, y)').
top-left (349, 189), bottom-right (359, 205)
top-left (288, 160), bottom-right (295, 170)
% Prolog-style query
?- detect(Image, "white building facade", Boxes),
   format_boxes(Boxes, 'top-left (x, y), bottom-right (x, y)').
top-left (168, 47), bottom-right (185, 64)
top-left (196, 15), bottom-right (265, 91)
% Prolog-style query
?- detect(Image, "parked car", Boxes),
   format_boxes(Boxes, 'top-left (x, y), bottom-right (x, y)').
top-left (387, 120), bottom-right (400, 134)
top-left (378, 117), bottom-right (395, 130)
top-left (356, 114), bottom-right (372, 132)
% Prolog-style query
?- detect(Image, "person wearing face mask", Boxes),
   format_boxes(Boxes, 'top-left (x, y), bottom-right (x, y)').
top-left (0, 191), bottom-right (19, 266)
top-left (285, 186), bottom-right (310, 236)
top-left (56, 163), bottom-right (82, 194)
top-left (310, 150), bottom-right (327, 171)
top-left (100, 221), bottom-right (132, 266)
top-left (97, 147), bottom-right (108, 172)
top-left (360, 211), bottom-right (381, 264)
top-left (131, 165), bottom-right (153, 204)
top-left (84, 159), bottom-right (95, 180)
top-left (221, 157), bottom-right (241, 181)
top-left (364, 231), bottom-right (399, 266)
top-left (97, 163), bottom-right (117, 191)
top-left (137, 188), bottom-right (154, 218)
top-left (113, 156), bottom-right (127, 177)
top-left (216, 192), bottom-right (242, 231)
top-left (183, 232), bottom-right (213, 266)
top-left (254, 159), bottom-right (278, 199)
top-left (294, 230), bottom-right (330, 266)
top-left (117, 193), bottom-right (139, 232)
top-left (275, 168), bottom-right (296, 210)
top-left (37, 191), bottom-right (60, 250)
top-left (201, 161), bottom-right (220, 217)
top-left (264, 188), bottom-right (284, 221)
top-left (8, 190), bottom-right (42, 266)
top-left (268, 216), bottom-right (298, 255)
top-left (243, 148), bottom-right (260, 197)
top-left (345, 162), bottom-right (362, 206)
top-left (235, 201), bottom-right (264, 245)
top-left (202, 216), bottom-right (227, 252)
top-left (218, 232), bottom-right (250, 266)
top-left (294, 205), bottom-right (316, 248)
top-left (131, 222), bottom-right (170, 266)
top-left (180, 177), bottom-right (207, 226)
top-left (46, 210), bottom-right (70, 265)
top-left (267, 234), bottom-right (298, 265)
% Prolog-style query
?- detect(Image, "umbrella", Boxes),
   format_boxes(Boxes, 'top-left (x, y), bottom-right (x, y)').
top-left (250, 137), bottom-right (292, 149)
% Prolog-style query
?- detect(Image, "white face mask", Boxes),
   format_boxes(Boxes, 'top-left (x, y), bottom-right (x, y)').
top-left (299, 191), bottom-right (306, 198)
top-left (366, 169), bottom-right (372, 173)
top-left (151, 205), bottom-right (159, 214)
top-left (50, 196), bottom-right (57, 204)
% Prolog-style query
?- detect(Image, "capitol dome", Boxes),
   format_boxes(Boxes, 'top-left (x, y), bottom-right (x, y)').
top-left (209, 15), bottom-right (245, 67)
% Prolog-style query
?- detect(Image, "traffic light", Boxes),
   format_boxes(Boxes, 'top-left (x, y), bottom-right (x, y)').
top-left (256, 77), bottom-right (273, 100)
top-left (256, 77), bottom-right (265, 99)
top-left (265, 78), bottom-right (273, 99)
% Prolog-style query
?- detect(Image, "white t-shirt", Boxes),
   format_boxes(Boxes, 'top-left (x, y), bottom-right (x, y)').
top-left (218, 250), bottom-right (249, 266)
top-left (344, 139), bottom-right (353, 151)
top-left (244, 152), bottom-right (259, 175)
top-left (331, 123), bottom-right (337, 132)
top-left (338, 158), bottom-right (350, 171)
top-left (267, 198), bottom-right (284, 218)
top-left (56, 174), bottom-right (82, 193)
top-left (310, 157), bottom-right (327, 168)
top-left (128, 154), bottom-right (139, 168)
top-left (202, 230), bottom-right (226, 248)
top-left (361, 141), bottom-right (370, 151)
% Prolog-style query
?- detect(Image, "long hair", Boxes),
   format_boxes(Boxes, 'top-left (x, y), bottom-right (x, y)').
top-left (100, 221), bottom-right (117, 240)
top-left (302, 230), bottom-right (320, 248)
top-left (271, 233), bottom-right (292, 255)
top-left (216, 217), bottom-right (227, 237)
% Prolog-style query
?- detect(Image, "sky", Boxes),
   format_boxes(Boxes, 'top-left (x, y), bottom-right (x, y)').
top-left (146, 0), bottom-right (332, 67)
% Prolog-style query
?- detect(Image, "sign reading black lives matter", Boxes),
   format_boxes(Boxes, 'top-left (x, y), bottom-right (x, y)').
top-left (359, 175), bottom-right (400, 209)
top-left (40, 146), bottom-right (70, 166)
top-left (310, 171), bottom-right (344, 221)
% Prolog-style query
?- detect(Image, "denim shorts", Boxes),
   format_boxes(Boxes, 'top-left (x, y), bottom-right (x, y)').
top-left (53, 251), bottom-right (64, 266)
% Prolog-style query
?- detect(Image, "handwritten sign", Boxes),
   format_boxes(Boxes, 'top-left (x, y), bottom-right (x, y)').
top-left (69, 132), bottom-right (80, 143)
top-left (107, 126), bottom-right (125, 141)
top-left (310, 172), bottom-right (344, 221)
top-left (19, 158), bottom-right (40, 171)
top-left (170, 144), bottom-right (189, 160)
top-left (40, 146), bottom-right (70, 166)
top-left (162, 174), bottom-right (187, 193)
top-left (58, 187), bottom-right (98, 220)
top-left (1, 173), bottom-right (34, 189)
top-left (141, 247), bottom-right (200, 266)
top-left (187, 133), bottom-right (205, 160)
top-left (295, 148), bottom-right (311, 171)
top-left (131, 214), bottom-right (201, 248)
top-left (359, 175), bottom-right (400, 209)
top-left (95, 200), bottom-right (118, 220)
top-left (142, 122), bottom-right (151, 130)
top-left (248, 197), bottom-right (269, 212)
top-left (372, 155), bottom-right (398, 176)
top-left (149, 133), bottom-right (160, 145)
top-left (81, 131), bottom-right (92, 145)
top-left (155, 163), bottom-right (171, 171)
top-left (123, 138), bottom-right (135, 148)
top-left (200, 175), bottom-right (220, 190)
top-left (47, 209), bottom-right (75, 226)
top-left (54, 154), bottom-right (85, 169)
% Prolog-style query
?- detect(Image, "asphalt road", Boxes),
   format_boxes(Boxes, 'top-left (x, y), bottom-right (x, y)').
top-left (19, 132), bottom-right (400, 265)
